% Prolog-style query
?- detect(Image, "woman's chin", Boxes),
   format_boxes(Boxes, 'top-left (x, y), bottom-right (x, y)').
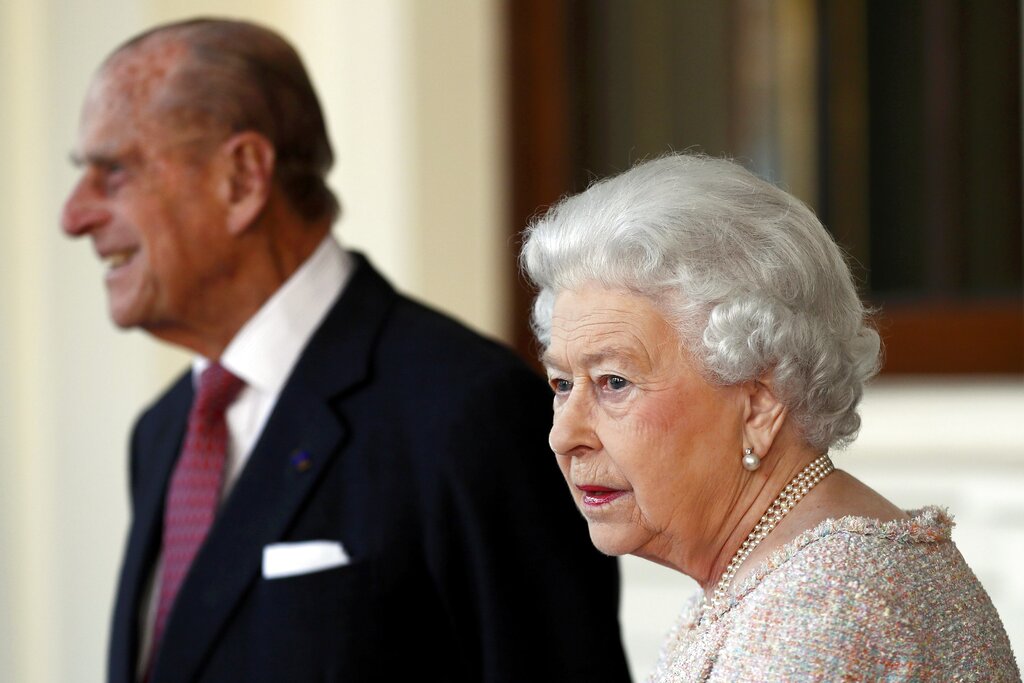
top-left (587, 524), bottom-right (644, 557)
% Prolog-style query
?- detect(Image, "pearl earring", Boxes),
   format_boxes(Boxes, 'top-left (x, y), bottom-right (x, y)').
top-left (741, 447), bottom-right (761, 471)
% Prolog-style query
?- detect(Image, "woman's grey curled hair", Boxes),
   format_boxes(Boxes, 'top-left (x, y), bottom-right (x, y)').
top-left (520, 154), bottom-right (881, 452)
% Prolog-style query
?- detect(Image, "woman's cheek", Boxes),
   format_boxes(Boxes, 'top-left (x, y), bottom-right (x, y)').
top-left (555, 453), bottom-right (573, 484)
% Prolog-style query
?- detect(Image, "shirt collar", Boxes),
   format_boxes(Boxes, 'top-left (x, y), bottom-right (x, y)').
top-left (193, 233), bottom-right (354, 393)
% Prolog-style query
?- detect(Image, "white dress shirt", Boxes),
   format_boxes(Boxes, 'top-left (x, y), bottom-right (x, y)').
top-left (196, 234), bottom-right (353, 497)
top-left (137, 234), bottom-right (353, 676)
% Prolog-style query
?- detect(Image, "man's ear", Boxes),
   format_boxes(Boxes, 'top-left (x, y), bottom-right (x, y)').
top-left (741, 378), bottom-right (788, 459)
top-left (220, 131), bottom-right (275, 235)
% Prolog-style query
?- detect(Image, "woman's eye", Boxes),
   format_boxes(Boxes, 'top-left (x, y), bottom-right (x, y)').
top-left (605, 375), bottom-right (630, 391)
top-left (551, 378), bottom-right (573, 394)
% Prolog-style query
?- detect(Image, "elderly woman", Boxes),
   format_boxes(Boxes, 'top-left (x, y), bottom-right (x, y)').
top-left (521, 154), bottom-right (1020, 681)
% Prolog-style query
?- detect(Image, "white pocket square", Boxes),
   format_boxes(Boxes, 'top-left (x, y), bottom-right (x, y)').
top-left (262, 540), bottom-right (350, 579)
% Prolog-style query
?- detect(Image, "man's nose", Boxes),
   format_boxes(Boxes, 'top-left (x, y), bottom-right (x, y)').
top-left (61, 178), bottom-right (110, 237)
top-left (548, 387), bottom-right (600, 457)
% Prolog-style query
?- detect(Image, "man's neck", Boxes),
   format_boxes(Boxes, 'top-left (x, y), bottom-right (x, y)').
top-left (149, 222), bottom-right (332, 359)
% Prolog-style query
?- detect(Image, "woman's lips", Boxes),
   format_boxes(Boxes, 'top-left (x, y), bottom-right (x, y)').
top-left (577, 485), bottom-right (627, 506)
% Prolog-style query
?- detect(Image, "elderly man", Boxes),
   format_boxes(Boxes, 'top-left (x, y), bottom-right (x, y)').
top-left (62, 18), bottom-right (630, 683)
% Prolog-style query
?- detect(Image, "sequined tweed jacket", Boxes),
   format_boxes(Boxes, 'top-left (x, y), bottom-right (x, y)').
top-left (650, 507), bottom-right (1021, 682)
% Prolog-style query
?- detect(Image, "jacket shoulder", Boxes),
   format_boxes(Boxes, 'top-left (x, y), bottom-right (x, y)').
top-left (381, 293), bottom-right (537, 376)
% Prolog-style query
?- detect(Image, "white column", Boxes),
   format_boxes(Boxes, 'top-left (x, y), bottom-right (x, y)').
top-left (406, 0), bottom-right (509, 339)
top-left (0, 4), bottom-right (58, 682)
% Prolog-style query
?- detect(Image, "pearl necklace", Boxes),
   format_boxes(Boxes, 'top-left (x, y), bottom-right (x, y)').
top-left (700, 453), bottom-right (835, 620)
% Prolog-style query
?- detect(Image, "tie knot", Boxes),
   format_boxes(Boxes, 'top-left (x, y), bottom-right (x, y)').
top-left (194, 363), bottom-right (245, 417)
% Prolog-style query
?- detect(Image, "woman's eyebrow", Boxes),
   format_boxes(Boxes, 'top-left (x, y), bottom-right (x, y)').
top-left (543, 345), bottom-right (642, 371)
top-left (580, 346), bottom-right (645, 371)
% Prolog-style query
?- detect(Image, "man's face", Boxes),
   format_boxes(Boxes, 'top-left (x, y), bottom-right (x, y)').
top-left (61, 52), bottom-right (233, 335)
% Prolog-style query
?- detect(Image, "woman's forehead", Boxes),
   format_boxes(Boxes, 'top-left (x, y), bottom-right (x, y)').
top-left (546, 288), bottom-right (679, 366)
top-left (551, 287), bottom-right (666, 331)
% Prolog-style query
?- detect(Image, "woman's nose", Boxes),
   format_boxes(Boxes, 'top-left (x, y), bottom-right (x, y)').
top-left (548, 388), bottom-right (600, 457)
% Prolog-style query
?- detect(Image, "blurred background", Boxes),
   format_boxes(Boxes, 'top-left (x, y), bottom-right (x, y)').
top-left (0, 1), bottom-right (1020, 681)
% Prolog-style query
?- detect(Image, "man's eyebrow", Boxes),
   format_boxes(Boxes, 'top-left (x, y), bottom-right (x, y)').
top-left (69, 147), bottom-right (139, 169)
top-left (69, 151), bottom-right (115, 168)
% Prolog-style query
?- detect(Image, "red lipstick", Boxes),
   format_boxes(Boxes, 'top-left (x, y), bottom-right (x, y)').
top-left (577, 485), bottom-right (626, 506)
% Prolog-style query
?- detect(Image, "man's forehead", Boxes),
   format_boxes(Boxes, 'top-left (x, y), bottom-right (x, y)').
top-left (105, 34), bottom-right (189, 79)
top-left (77, 40), bottom-right (196, 156)
top-left (89, 37), bottom-right (188, 112)
top-left (76, 77), bottom-right (145, 158)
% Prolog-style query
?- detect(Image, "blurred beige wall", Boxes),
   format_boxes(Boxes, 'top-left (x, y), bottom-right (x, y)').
top-left (2, 3), bottom-right (1022, 683)
top-left (0, 2), bottom-right (506, 681)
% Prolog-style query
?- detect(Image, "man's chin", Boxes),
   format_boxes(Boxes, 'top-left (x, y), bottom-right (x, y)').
top-left (107, 302), bottom-right (143, 330)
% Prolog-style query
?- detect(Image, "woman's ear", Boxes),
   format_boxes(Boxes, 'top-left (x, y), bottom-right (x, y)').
top-left (741, 378), bottom-right (788, 459)
top-left (220, 131), bottom-right (275, 235)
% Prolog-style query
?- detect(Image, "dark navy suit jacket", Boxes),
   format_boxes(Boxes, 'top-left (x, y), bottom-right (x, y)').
top-left (108, 255), bottom-right (632, 682)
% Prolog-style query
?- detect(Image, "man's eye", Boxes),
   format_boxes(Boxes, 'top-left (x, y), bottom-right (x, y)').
top-left (605, 375), bottom-right (630, 391)
top-left (103, 166), bottom-right (127, 191)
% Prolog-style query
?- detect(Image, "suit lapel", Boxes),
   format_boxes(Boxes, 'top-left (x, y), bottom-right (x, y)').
top-left (109, 375), bottom-right (192, 683)
top-left (150, 254), bottom-right (398, 681)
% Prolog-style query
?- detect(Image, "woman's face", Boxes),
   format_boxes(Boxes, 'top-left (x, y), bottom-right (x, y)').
top-left (543, 286), bottom-right (746, 568)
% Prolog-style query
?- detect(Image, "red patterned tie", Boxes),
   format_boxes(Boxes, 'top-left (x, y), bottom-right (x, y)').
top-left (150, 362), bottom-right (244, 658)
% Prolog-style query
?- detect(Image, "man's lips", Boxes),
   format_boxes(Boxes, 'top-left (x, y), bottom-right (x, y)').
top-left (577, 485), bottom-right (627, 506)
top-left (99, 248), bottom-right (137, 272)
